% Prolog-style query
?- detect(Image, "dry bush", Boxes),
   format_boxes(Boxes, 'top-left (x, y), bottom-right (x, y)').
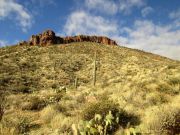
top-left (145, 92), bottom-right (167, 106)
top-left (0, 94), bottom-right (5, 122)
top-left (144, 103), bottom-right (180, 135)
top-left (21, 96), bottom-right (46, 111)
top-left (76, 93), bottom-right (86, 104)
top-left (0, 123), bottom-right (15, 135)
top-left (1, 115), bottom-right (31, 134)
top-left (50, 113), bottom-right (75, 133)
top-left (157, 83), bottom-right (174, 95)
top-left (168, 76), bottom-right (180, 86)
top-left (40, 105), bottom-right (59, 123)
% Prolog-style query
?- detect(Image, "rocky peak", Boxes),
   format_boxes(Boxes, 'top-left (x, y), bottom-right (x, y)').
top-left (19, 30), bottom-right (118, 46)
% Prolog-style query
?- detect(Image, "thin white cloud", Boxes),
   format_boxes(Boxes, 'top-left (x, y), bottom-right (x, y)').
top-left (169, 8), bottom-right (180, 19)
top-left (115, 20), bottom-right (180, 60)
top-left (169, 8), bottom-right (180, 27)
top-left (63, 7), bottom-right (180, 60)
top-left (119, 0), bottom-right (145, 14)
top-left (63, 11), bottom-right (118, 36)
top-left (84, 0), bottom-right (146, 15)
top-left (0, 0), bottom-right (32, 32)
top-left (85, 0), bottom-right (118, 15)
top-left (141, 6), bottom-right (153, 17)
top-left (0, 40), bottom-right (8, 47)
top-left (29, 0), bottom-right (55, 7)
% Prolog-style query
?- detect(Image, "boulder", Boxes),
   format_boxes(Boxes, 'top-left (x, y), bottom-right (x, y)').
top-left (18, 40), bottom-right (28, 46)
top-left (40, 30), bottom-right (56, 46)
top-left (29, 35), bottom-right (40, 45)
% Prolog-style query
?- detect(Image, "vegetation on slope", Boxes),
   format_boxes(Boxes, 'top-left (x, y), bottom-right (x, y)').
top-left (0, 42), bottom-right (180, 134)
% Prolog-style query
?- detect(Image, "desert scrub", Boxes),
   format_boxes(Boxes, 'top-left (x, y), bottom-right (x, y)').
top-left (50, 113), bottom-right (75, 133)
top-left (144, 104), bottom-right (180, 135)
top-left (156, 82), bottom-right (177, 95)
top-left (77, 110), bottom-right (140, 135)
top-left (40, 104), bottom-right (67, 123)
top-left (1, 116), bottom-right (31, 134)
top-left (82, 99), bottom-right (119, 121)
top-left (0, 93), bottom-right (5, 121)
top-left (21, 96), bottom-right (46, 111)
top-left (82, 99), bottom-right (140, 128)
top-left (76, 93), bottom-right (86, 103)
top-left (145, 92), bottom-right (168, 106)
top-left (0, 74), bottom-right (40, 94)
top-left (40, 105), bottom-right (59, 123)
top-left (77, 111), bottom-right (119, 135)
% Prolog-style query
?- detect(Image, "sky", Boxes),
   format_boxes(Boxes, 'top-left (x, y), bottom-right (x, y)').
top-left (0, 0), bottom-right (180, 60)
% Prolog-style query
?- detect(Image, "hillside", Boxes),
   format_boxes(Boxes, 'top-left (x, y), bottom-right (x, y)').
top-left (0, 42), bottom-right (180, 135)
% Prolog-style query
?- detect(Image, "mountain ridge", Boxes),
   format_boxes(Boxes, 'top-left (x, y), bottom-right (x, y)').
top-left (18, 30), bottom-right (118, 46)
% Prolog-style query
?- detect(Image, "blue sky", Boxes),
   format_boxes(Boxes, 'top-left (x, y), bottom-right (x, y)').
top-left (0, 0), bottom-right (180, 60)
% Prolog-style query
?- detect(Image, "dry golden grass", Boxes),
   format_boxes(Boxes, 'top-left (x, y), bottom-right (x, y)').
top-left (0, 42), bottom-right (179, 134)
top-left (142, 98), bottom-right (180, 135)
top-left (40, 105), bottom-right (59, 123)
top-left (50, 113), bottom-right (75, 133)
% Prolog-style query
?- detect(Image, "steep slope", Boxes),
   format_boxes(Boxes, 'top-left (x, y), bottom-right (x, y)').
top-left (0, 42), bottom-right (180, 134)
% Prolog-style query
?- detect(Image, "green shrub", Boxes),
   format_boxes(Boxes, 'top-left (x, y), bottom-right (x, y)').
top-left (17, 117), bottom-right (30, 134)
top-left (82, 99), bottom-right (140, 128)
top-left (51, 83), bottom-right (58, 89)
top-left (82, 99), bottom-right (119, 121)
top-left (78, 110), bottom-right (140, 135)
top-left (78, 111), bottom-right (119, 134)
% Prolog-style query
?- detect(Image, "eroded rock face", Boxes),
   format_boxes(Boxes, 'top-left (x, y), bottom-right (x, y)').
top-left (40, 30), bottom-right (57, 46)
top-left (29, 35), bottom-right (40, 45)
top-left (28, 30), bottom-right (58, 46)
top-left (19, 30), bottom-right (117, 46)
top-left (62, 35), bottom-right (117, 45)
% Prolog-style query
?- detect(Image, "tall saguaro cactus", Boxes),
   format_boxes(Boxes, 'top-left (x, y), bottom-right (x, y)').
top-left (93, 52), bottom-right (97, 86)
top-left (74, 76), bottom-right (78, 89)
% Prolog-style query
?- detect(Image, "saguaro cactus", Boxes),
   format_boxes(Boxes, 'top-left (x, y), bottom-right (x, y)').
top-left (93, 52), bottom-right (97, 86)
top-left (74, 76), bottom-right (78, 89)
top-left (0, 106), bottom-right (3, 121)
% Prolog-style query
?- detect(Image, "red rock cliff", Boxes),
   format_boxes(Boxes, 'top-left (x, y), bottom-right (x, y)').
top-left (18, 30), bottom-right (117, 46)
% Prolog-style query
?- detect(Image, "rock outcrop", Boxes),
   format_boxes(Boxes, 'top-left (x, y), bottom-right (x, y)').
top-left (62, 35), bottom-right (117, 45)
top-left (19, 30), bottom-right (117, 46)
top-left (29, 30), bottom-right (59, 46)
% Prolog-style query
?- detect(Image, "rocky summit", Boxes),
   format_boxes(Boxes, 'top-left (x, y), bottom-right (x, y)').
top-left (18, 30), bottom-right (117, 46)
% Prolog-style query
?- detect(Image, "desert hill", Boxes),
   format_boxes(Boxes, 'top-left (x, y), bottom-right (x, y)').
top-left (0, 35), bottom-right (180, 134)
